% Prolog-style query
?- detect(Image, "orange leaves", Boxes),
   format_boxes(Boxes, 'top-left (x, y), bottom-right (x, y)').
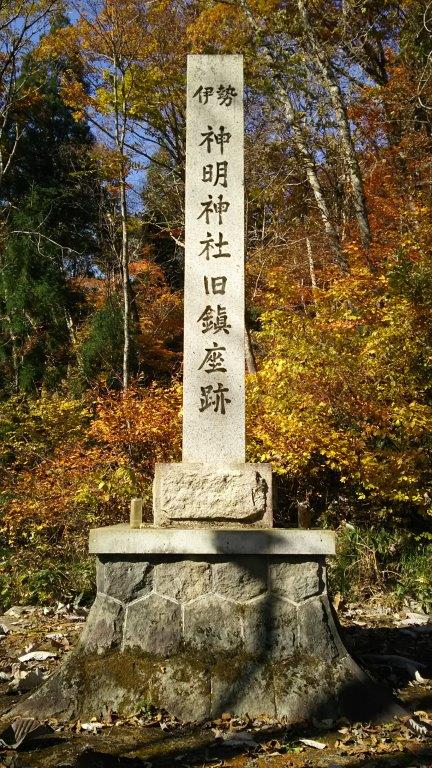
top-left (60, 78), bottom-right (94, 121)
top-left (0, 385), bottom-right (182, 552)
top-left (131, 257), bottom-right (183, 375)
top-left (90, 383), bottom-right (182, 470)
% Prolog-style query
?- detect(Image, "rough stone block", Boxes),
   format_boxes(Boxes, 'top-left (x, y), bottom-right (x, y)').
top-left (183, 594), bottom-right (242, 653)
top-left (298, 597), bottom-right (339, 661)
top-left (99, 557), bottom-right (153, 603)
top-left (273, 659), bottom-right (339, 722)
top-left (269, 559), bottom-right (322, 602)
top-left (154, 559), bottom-right (211, 602)
top-left (15, 548), bottom-right (405, 725)
top-left (212, 557), bottom-right (267, 602)
top-left (211, 660), bottom-right (276, 718)
top-left (242, 594), bottom-right (297, 660)
top-left (150, 658), bottom-right (211, 722)
top-left (123, 594), bottom-right (181, 656)
top-left (79, 594), bottom-right (124, 655)
top-left (153, 462), bottom-right (272, 527)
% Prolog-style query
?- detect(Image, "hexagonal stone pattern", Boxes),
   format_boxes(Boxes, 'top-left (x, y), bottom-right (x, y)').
top-left (100, 557), bottom-right (153, 604)
top-left (154, 559), bottom-right (211, 602)
top-left (79, 594), bottom-right (124, 655)
top-left (123, 594), bottom-right (181, 656)
top-left (212, 557), bottom-right (267, 602)
top-left (269, 559), bottom-right (322, 602)
top-left (298, 597), bottom-right (339, 660)
top-left (243, 594), bottom-right (297, 660)
top-left (183, 594), bottom-right (242, 653)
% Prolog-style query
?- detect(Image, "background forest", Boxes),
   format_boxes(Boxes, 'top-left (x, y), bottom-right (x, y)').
top-left (0, 0), bottom-right (431, 609)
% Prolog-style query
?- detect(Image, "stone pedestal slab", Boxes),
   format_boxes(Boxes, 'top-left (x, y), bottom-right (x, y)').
top-left (89, 524), bottom-right (334, 555)
top-left (153, 463), bottom-right (273, 527)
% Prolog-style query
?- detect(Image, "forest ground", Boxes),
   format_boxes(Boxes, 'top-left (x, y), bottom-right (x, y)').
top-left (0, 598), bottom-right (430, 768)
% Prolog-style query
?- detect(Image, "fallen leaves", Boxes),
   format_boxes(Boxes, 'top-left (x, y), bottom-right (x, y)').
top-left (299, 738), bottom-right (327, 749)
top-left (0, 600), bottom-right (430, 767)
top-left (18, 651), bottom-right (57, 662)
top-left (0, 718), bottom-right (54, 749)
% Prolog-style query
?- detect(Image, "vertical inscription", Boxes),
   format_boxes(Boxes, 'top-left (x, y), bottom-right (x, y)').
top-left (183, 55), bottom-right (245, 464)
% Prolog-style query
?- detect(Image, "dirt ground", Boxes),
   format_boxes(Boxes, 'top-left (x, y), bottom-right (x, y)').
top-left (0, 598), bottom-right (431, 768)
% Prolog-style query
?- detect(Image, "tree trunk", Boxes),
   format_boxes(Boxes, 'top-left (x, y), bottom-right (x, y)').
top-left (245, 320), bottom-right (257, 374)
top-left (306, 235), bottom-right (317, 293)
top-left (1, 281), bottom-right (19, 392)
top-left (113, 55), bottom-right (131, 390)
top-left (119, 176), bottom-right (130, 390)
top-left (297, 0), bottom-right (372, 253)
top-left (239, 0), bottom-right (349, 273)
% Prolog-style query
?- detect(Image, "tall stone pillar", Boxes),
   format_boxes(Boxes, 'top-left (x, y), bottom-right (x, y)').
top-left (153, 55), bottom-right (272, 528)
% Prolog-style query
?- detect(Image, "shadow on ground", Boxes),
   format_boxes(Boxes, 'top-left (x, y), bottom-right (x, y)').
top-left (3, 718), bottom-right (432, 768)
top-left (2, 618), bottom-right (431, 768)
top-left (343, 623), bottom-right (432, 712)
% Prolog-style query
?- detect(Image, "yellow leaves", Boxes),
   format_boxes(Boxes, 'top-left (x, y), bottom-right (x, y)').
top-left (60, 77), bottom-right (92, 120)
top-left (187, 3), bottom-right (248, 54)
top-left (94, 86), bottom-right (113, 116)
top-left (246, 245), bottom-right (432, 508)
top-left (35, 24), bottom-right (80, 62)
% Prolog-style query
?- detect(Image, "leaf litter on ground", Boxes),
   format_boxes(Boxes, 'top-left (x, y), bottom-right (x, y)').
top-left (0, 600), bottom-right (431, 766)
top-left (0, 718), bottom-right (54, 749)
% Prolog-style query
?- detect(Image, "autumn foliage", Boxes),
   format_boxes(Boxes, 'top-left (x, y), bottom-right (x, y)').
top-left (0, 0), bottom-right (431, 605)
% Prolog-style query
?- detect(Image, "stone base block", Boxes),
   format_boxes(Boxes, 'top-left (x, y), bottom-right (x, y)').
top-left (153, 462), bottom-right (273, 527)
top-left (14, 547), bottom-right (404, 724)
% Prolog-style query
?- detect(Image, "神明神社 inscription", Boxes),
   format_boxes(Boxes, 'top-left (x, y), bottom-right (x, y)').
top-left (182, 55), bottom-right (245, 465)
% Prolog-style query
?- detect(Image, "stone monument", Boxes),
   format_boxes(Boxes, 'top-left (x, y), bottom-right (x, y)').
top-left (154, 54), bottom-right (272, 528)
top-left (13, 55), bottom-right (403, 725)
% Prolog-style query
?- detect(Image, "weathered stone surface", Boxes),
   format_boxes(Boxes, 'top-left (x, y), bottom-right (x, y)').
top-left (12, 552), bottom-right (406, 725)
top-left (273, 658), bottom-right (339, 722)
top-left (79, 594), bottom-right (124, 655)
top-left (298, 597), bottom-right (339, 660)
top-left (212, 557), bottom-right (267, 602)
top-left (154, 559), bottom-right (211, 602)
top-left (335, 655), bottom-right (408, 722)
top-left (14, 646), bottom-right (406, 725)
top-left (96, 557), bottom-right (104, 592)
top-left (269, 559), bottom-right (322, 602)
top-left (99, 557), bottom-right (153, 603)
top-left (242, 595), bottom-right (297, 660)
top-left (10, 657), bottom-right (80, 720)
top-left (153, 463), bottom-right (273, 527)
top-left (211, 661), bottom-right (276, 718)
top-left (89, 524), bottom-right (336, 556)
top-left (150, 658), bottom-right (211, 722)
top-left (183, 594), bottom-right (242, 653)
top-left (123, 594), bottom-right (181, 656)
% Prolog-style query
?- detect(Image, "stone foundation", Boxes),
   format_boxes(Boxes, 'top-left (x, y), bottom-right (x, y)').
top-left (87, 554), bottom-right (337, 662)
top-left (12, 527), bottom-right (404, 724)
